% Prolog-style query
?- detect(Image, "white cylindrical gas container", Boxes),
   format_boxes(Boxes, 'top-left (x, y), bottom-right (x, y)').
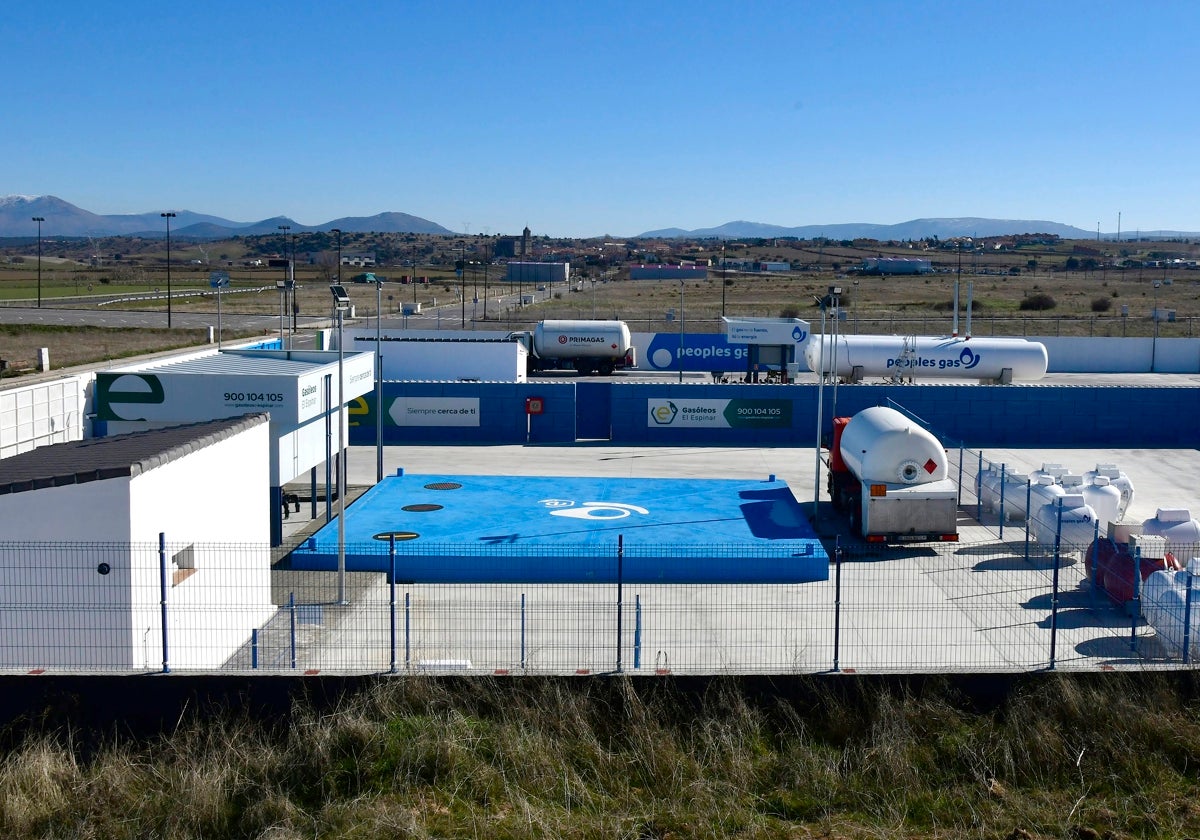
top-left (804, 334), bottom-right (1048, 381)
top-left (533, 320), bottom-right (632, 359)
top-left (1030, 463), bottom-right (1068, 486)
top-left (1029, 474), bottom-right (1065, 509)
top-left (838, 406), bottom-right (947, 485)
top-left (1081, 475), bottom-right (1122, 529)
top-left (1140, 508), bottom-right (1200, 555)
top-left (1141, 569), bottom-right (1200, 657)
top-left (1084, 464), bottom-right (1135, 520)
top-left (978, 465), bottom-right (1003, 513)
top-left (1030, 492), bottom-right (1098, 548)
top-left (999, 471), bottom-right (1031, 523)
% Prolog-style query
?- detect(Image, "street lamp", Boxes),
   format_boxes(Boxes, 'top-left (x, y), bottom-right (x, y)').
top-left (278, 224), bottom-right (292, 336)
top-left (375, 272), bottom-right (384, 483)
top-left (161, 212), bottom-right (176, 327)
top-left (32, 216), bottom-right (44, 308)
top-left (331, 228), bottom-right (342, 284)
top-left (678, 278), bottom-right (685, 383)
top-left (1152, 280), bottom-right (1161, 372)
top-left (720, 241), bottom-right (727, 318)
top-left (330, 283), bottom-right (351, 604)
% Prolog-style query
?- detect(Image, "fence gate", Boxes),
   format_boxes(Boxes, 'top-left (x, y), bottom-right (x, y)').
top-left (575, 381), bottom-right (612, 440)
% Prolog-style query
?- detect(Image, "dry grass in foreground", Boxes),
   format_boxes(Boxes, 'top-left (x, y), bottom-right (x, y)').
top-left (1, 674), bottom-right (1199, 839)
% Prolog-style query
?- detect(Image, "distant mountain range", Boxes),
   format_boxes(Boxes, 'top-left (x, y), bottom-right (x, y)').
top-left (636, 218), bottom-right (1198, 241)
top-left (0, 195), bottom-right (453, 238)
top-left (2, 196), bottom-right (1195, 242)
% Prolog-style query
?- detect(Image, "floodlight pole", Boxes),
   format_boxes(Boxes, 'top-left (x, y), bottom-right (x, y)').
top-left (812, 294), bottom-right (829, 523)
top-left (161, 212), bottom-right (175, 327)
top-left (334, 297), bottom-right (348, 605)
top-left (678, 278), bottom-right (685, 383)
top-left (32, 216), bottom-right (45, 308)
top-left (375, 273), bottom-right (384, 483)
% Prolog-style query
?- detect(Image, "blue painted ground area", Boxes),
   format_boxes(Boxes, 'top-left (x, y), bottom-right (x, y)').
top-left (287, 473), bottom-right (829, 583)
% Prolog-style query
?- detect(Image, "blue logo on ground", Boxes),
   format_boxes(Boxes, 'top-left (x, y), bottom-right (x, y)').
top-left (960, 347), bottom-right (981, 370)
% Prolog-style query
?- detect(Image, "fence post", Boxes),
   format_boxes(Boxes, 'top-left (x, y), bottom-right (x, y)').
top-left (251, 628), bottom-right (258, 670)
top-left (616, 534), bottom-right (624, 674)
top-left (288, 592), bottom-right (297, 669)
top-left (1088, 520), bottom-right (1101, 608)
top-left (1183, 561), bottom-right (1196, 665)
top-left (520, 592), bottom-right (527, 671)
top-left (389, 535), bottom-right (397, 674)
top-left (833, 536), bottom-right (843, 673)
top-left (976, 451), bottom-right (984, 523)
top-left (998, 463), bottom-right (1006, 539)
top-left (1131, 548), bottom-right (1142, 651)
top-left (1049, 498), bottom-right (1063, 670)
top-left (957, 443), bottom-right (965, 506)
top-left (634, 594), bottom-right (642, 670)
top-left (1024, 480), bottom-right (1032, 564)
top-left (404, 591), bottom-right (411, 669)
top-left (158, 533), bottom-right (170, 674)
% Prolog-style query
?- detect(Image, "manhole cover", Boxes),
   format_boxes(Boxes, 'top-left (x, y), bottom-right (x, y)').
top-left (373, 531), bottom-right (420, 542)
top-left (402, 503), bottom-right (443, 512)
top-left (423, 482), bottom-right (463, 491)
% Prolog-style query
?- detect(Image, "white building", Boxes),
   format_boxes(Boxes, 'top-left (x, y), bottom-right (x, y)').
top-left (0, 415), bottom-right (276, 671)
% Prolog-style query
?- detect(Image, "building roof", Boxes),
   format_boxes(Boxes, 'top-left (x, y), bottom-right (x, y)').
top-left (0, 414), bottom-right (269, 496)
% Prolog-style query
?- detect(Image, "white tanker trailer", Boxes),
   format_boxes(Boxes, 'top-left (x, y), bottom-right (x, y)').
top-left (827, 406), bottom-right (959, 543)
top-left (805, 335), bottom-right (1048, 382)
top-left (508, 319), bottom-right (635, 375)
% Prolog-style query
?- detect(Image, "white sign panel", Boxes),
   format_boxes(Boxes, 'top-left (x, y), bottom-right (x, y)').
top-left (389, 397), bottom-right (481, 427)
top-left (722, 317), bottom-right (810, 345)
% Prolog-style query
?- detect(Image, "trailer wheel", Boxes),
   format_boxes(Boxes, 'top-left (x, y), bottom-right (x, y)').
top-left (598, 362), bottom-right (614, 375)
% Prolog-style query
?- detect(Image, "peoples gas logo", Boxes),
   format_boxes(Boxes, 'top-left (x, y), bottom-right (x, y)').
top-left (886, 347), bottom-right (982, 371)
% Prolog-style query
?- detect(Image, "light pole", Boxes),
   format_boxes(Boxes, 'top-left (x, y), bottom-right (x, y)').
top-left (460, 242), bottom-right (467, 328)
top-left (720, 241), bottom-right (727, 317)
top-left (375, 272), bottom-right (384, 483)
top-left (1152, 280), bottom-right (1161, 372)
top-left (32, 216), bottom-right (44, 308)
top-left (678, 278), bottom-right (685, 383)
top-left (161, 212), bottom-right (176, 327)
top-left (278, 224), bottom-right (292, 337)
top-left (331, 228), bottom-right (342, 284)
top-left (331, 283), bottom-right (351, 604)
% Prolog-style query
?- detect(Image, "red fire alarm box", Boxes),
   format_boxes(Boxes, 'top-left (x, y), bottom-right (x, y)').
top-left (525, 396), bottom-right (545, 415)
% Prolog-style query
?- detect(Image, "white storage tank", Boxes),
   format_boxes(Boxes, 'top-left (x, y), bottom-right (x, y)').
top-left (838, 406), bottom-right (947, 485)
top-left (1140, 508), bottom-right (1200, 555)
top-left (1142, 560), bottom-right (1200, 659)
top-left (1030, 492), bottom-right (1099, 549)
top-left (804, 335), bottom-right (1048, 381)
top-left (1084, 464), bottom-right (1135, 520)
top-left (1081, 476), bottom-right (1122, 530)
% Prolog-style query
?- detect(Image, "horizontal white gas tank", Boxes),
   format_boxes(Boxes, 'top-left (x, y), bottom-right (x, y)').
top-left (838, 406), bottom-right (947, 485)
top-left (1030, 493), bottom-right (1099, 548)
top-left (1084, 464), bottom-right (1135, 520)
top-left (805, 335), bottom-right (1048, 381)
top-left (1140, 508), bottom-right (1200, 554)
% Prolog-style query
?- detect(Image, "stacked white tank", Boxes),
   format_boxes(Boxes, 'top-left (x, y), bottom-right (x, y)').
top-left (1140, 508), bottom-right (1200, 556)
top-left (1083, 464), bottom-right (1135, 520)
top-left (1142, 557), bottom-right (1200, 660)
top-left (978, 464), bottom-right (1031, 522)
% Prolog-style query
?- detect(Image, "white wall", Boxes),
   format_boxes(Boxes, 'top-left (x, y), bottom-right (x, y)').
top-left (0, 421), bottom-right (275, 670)
top-left (1036, 336), bottom-right (1200, 373)
top-left (126, 419), bottom-right (275, 669)
top-left (0, 377), bottom-right (87, 459)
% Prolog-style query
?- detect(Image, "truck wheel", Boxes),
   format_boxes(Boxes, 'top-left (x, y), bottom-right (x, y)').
top-left (598, 362), bottom-right (614, 375)
top-left (847, 503), bottom-right (860, 535)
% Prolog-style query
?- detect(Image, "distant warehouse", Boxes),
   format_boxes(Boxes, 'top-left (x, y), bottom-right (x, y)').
top-left (505, 261), bottom-right (570, 284)
top-left (629, 264), bottom-right (708, 280)
top-left (860, 257), bottom-right (933, 275)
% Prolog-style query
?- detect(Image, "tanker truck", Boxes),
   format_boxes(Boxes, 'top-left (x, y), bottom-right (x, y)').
top-left (508, 319), bottom-right (635, 376)
top-left (826, 406), bottom-right (959, 543)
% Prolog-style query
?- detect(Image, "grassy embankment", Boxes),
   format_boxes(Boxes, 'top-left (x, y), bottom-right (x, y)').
top-left (2, 674), bottom-right (1199, 839)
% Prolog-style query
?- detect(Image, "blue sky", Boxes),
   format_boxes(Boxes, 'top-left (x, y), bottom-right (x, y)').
top-left (4, 1), bottom-right (1198, 237)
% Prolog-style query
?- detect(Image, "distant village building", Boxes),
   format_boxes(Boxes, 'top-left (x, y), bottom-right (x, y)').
top-left (859, 257), bottom-right (932, 275)
top-left (629, 264), bottom-right (707, 280)
top-left (340, 252), bottom-right (376, 267)
top-left (504, 261), bottom-right (569, 285)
